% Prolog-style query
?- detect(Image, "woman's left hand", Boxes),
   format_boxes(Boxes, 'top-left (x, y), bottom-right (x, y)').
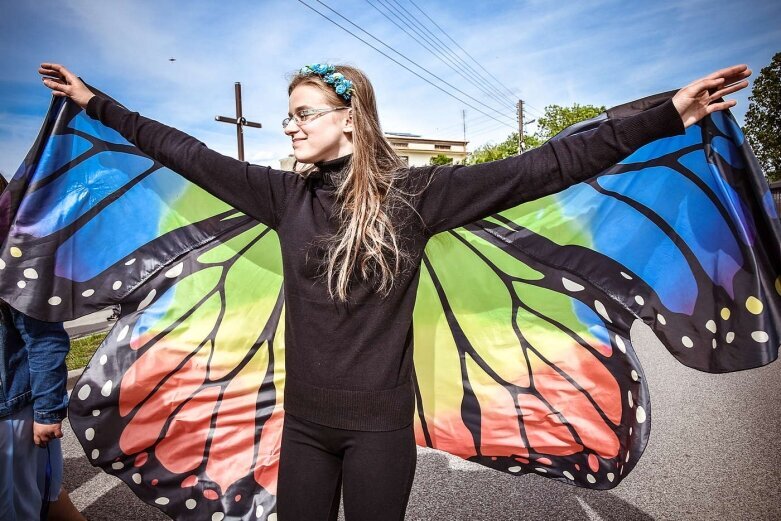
top-left (672, 64), bottom-right (751, 128)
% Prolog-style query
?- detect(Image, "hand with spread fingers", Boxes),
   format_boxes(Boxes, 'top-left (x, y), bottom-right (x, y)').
top-left (39, 63), bottom-right (95, 109)
top-left (672, 64), bottom-right (751, 128)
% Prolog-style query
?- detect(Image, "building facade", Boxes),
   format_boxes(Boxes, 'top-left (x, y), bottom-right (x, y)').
top-left (279, 132), bottom-right (469, 170)
top-left (385, 132), bottom-right (468, 167)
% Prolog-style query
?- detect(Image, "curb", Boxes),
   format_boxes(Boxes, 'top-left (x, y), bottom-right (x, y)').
top-left (67, 367), bottom-right (84, 391)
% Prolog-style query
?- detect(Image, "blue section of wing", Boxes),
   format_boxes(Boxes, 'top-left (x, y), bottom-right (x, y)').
top-left (711, 136), bottom-right (745, 169)
top-left (620, 125), bottom-right (702, 164)
top-left (69, 111), bottom-right (131, 146)
top-left (763, 190), bottom-right (779, 219)
top-left (14, 151), bottom-right (154, 237)
top-left (678, 151), bottom-right (755, 247)
top-left (597, 166), bottom-right (741, 299)
top-left (130, 284), bottom-right (176, 347)
top-left (559, 183), bottom-right (697, 314)
top-left (54, 168), bottom-right (187, 281)
top-left (32, 134), bottom-right (93, 183)
top-left (710, 111), bottom-right (744, 146)
top-left (572, 300), bottom-right (610, 346)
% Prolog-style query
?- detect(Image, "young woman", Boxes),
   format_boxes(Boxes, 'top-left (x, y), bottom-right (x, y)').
top-left (39, 62), bottom-right (750, 520)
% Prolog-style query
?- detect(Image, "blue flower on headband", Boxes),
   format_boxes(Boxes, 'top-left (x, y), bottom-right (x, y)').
top-left (299, 63), bottom-right (354, 101)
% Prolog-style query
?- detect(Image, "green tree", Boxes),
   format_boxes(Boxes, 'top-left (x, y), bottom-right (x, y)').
top-left (429, 153), bottom-right (454, 166)
top-left (535, 103), bottom-right (606, 141)
top-left (467, 133), bottom-right (541, 164)
top-left (743, 52), bottom-right (781, 182)
top-left (467, 102), bottom-right (604, 165)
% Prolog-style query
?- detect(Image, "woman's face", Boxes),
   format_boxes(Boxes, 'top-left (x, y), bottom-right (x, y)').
top-left (285, 84), bottom-right (353, 164)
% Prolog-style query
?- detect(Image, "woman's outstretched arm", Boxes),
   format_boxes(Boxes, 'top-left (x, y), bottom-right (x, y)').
top-left (413, 65), bottom-right (751, 236)
top-left (39, 63), bottom-right (297, 229)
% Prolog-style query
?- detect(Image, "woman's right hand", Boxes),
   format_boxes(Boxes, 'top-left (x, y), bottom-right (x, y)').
top-left (39, 63), bottom-right (95, 109)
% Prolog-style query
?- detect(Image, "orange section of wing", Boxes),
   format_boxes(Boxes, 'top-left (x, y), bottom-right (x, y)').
top-left (529, 351), bottom-right (620, 458)
top-left (156, 386), bottom-right (220, 474)
top-left (119, 352), bottom-right (208, 454)
top-left (533, 340), bottom-right (623, 425)
top-left (517, 393), bottom-right (582, 456)
top-left (205, 346), bottom-right (271, 494)
top-left (254, 407), bottom-right (284, 496)
top-left (119, 339), bottom-right (198, 416)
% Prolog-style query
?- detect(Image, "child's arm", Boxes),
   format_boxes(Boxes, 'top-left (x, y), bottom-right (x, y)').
top-left (12, 310), bottom-right (70, 445)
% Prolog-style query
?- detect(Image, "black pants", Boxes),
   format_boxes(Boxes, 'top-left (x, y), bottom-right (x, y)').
top-left (276, 413), bottom-right (417, 521)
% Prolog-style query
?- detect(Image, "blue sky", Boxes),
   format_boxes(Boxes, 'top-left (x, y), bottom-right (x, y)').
top-left (1, 0), bottom-right (779, 179)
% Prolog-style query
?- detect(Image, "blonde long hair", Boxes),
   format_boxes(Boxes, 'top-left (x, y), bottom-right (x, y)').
top-left (288, 65), bottom-right (412, 301)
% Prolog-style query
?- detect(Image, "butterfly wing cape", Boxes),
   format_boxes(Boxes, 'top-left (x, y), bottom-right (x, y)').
top-left (1, 93), bottom-right (779, 520)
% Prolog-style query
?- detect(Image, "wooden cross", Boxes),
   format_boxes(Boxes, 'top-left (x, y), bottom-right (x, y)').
top-left (215, 82), bottom-right (262, 161)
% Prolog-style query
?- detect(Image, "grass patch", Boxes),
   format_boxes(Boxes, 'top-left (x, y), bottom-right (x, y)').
top-left (67, 331), bottom-right (109, 371)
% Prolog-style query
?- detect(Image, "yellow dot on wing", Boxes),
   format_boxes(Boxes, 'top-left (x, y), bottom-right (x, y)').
top-left (720, 307), bottom-right (730, 320)
top-left (745, 296), bottom-right (763, 315)
top-left (776, 277), bottom-right (781, 297)
top-left (9, 247), bottom-right (22, 257)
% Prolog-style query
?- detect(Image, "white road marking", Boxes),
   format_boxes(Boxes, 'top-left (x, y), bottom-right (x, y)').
top-left (577, 496), bottom-right (606, 521)
top-left (70, 472), bottom-right (123, 511)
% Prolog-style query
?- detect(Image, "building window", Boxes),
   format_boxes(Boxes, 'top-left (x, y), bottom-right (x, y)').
top-left (435, 144), bottom-right (451, 150)
top-left (399, 156), bottom-right (409, 165)
top-left (393, 142), bottom-right (409, 148)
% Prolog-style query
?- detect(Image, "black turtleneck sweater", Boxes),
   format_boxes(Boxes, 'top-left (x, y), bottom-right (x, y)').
top-left (87, 95), bottom-right (685, 431)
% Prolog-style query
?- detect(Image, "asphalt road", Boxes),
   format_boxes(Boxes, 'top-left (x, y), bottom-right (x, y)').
top-left (61, 320), bottom-right (781, 520)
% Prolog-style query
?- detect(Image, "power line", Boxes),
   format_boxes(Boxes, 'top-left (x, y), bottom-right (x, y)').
top-left (385, 0), bottom-right (518, 108)
top-left (298, 0), bottom-right (516, 128)
top-left (407, 0), bottom-right (521, 103)
top-left (365, 0), bottom-right (514, 112)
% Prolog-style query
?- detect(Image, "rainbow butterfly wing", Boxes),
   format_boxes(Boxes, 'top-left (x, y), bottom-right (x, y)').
top-left (0, 94), bottom-right (241, 320)
top-left (0, 96), bottom-right (287, 520)
top-left (69, 221), bottom-right (286, 520)
top-left (411, 98), bottom-right (781, 487)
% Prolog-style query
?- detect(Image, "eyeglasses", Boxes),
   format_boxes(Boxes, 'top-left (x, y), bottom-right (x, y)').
top-left (282, 107), bottom-right (349, 128)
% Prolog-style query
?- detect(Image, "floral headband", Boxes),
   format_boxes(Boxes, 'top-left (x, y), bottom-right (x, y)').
top-left (299, 64), bottom-right (354, 101)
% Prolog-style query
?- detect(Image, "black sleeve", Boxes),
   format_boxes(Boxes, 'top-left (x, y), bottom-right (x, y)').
top-left (412, 98), bottom-right (686, 236)
top-left (86, 96), bottom-right (299, 228)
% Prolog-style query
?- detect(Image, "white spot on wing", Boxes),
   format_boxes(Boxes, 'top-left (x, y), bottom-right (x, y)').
top-left (77, 385), bottom-right (91, 401)
top-left (137, 289), bottom-right (156, 311)
top-left (117, 325), bottom-right (130, 342)
top-left (615, 336), bottom-right (626, 354)
top-left (562, 277), bottom-right (584, 292)
top-left (594, 300), bottom-right (612, 323)
top-left (705, 320), bottom-right (717, 333)
top-left (165, 262), bottom-right (184, 278)
top-left (751, 331), bottom-right (769, 342)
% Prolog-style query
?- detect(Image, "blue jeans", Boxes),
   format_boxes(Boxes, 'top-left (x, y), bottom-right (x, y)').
top-left (0, 405), bottom-right (64, 521)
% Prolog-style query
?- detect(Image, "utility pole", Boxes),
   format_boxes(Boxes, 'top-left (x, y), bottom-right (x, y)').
top-left (215, 82), bottom-right (262, 161)
top-left (517, 99), bottom-right (524, 154)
